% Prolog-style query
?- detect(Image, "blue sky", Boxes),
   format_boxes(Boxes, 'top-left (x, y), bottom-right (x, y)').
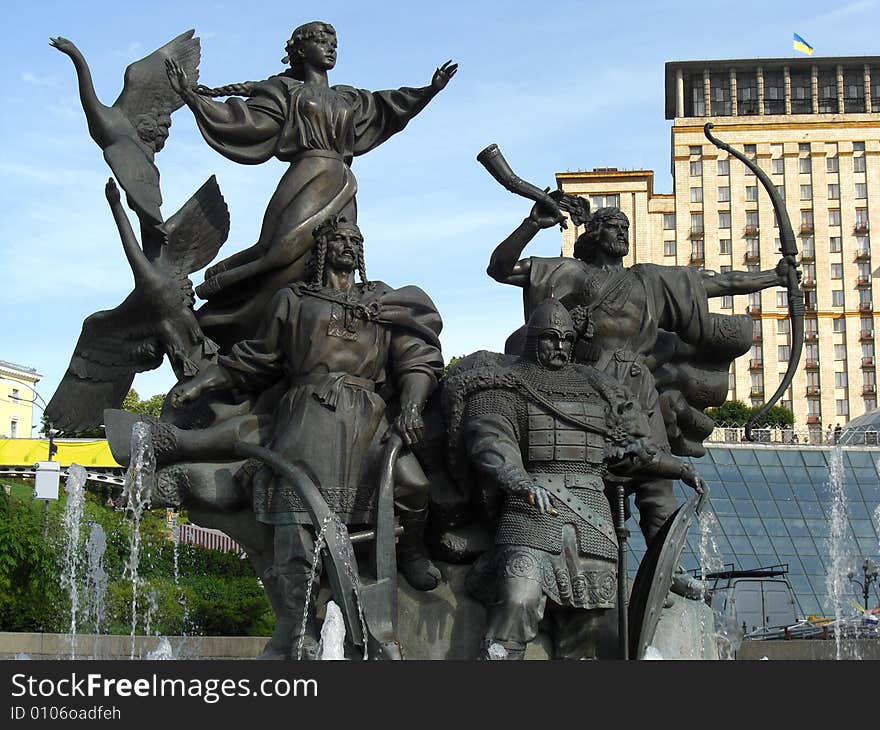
top-left (2, 0), bottom-right (879, 427)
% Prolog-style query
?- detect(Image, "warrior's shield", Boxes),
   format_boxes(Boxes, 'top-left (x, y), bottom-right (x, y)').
top-left (628, 487), bottom-right (708, 659)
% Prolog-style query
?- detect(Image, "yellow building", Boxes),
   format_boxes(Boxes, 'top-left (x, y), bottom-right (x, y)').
top-left (0, 359), bottom-right (43, 438)
top-left (557, 56), bottom-right (879, 438)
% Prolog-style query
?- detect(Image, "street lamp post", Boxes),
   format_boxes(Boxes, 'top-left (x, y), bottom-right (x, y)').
top-left (848, 558), bottom-right (880, 611)
top-left (4, 378), bottom-right (56, 536)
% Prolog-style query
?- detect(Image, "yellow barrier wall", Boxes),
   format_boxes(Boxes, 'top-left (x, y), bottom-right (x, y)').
top-left (0, 438), bottom-right (120, 468)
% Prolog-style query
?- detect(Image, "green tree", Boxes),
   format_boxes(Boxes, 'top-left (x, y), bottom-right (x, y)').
top-left (122, 389), bottom-right (165, 419)
top-left (705, 399), bottom-right (752, 426)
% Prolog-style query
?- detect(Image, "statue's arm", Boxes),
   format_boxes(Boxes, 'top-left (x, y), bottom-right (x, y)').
top-left (701, 258), bottom-right (797, 297)
top-left (463, 394), bottom-right (554, 514)
top-left (393, 372), bottom-right (435, 446)
top-left (486, 219), bottom-right (539, 286)
top-left (487, 200), bottom-right (566, 286)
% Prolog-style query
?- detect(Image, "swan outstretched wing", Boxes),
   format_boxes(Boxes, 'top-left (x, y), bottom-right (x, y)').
top-left (155, 176), bottom-right (230, 306)
top-left (45, 295), bottom-right (163, 432)
top-left (114, 29), bottom-right (201, 154)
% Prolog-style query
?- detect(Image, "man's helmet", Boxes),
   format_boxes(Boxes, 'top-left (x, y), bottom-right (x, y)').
top-left (525, 298), bottom-right (576, 356)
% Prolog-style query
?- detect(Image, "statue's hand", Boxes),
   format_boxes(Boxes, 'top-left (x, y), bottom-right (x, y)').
top-left (678, 463), bottom-right (706, 494)
top-left (105, 177), bottom-right (121, 205)
top-left (507, 479), bottom-right (557, 516)
top-left (776, 254), bottom-right (801, 286)
top-left (49, 36), bottom-right (77, 55)
top-left (165, 57), bottom-right (191, 97)
top-left (528, 190), bottom-right (566, 230)
top-left (431, 60), bottom-right (458, 91)
top-left (393, 402), bottom-right (425, 446)
top-left (169, 380), bottom-right (202, 409)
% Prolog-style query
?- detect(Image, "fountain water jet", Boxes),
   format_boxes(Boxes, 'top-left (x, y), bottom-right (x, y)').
top-left (59, 464), bottom-right (87, 659)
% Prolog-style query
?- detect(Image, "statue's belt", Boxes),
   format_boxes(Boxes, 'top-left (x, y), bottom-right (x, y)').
top-left (527, 472), bottom-right (617, 547)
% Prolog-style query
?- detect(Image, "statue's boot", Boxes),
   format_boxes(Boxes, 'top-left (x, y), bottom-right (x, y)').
top-left (396, 508), bottom-right (441, 591)
top-left (105, 410), bottom-right (181, 467)
top-left (104, 408), bottom-right (267, 468)
top-left (256, 567), bottom-right (319, 660)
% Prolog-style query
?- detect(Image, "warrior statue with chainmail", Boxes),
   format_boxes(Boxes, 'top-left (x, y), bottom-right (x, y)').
top-left (444, 299), bottom-right (705, 659)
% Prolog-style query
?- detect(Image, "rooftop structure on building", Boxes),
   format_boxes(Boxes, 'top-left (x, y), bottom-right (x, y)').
top-left (557, 55), bottom-right (880, 437)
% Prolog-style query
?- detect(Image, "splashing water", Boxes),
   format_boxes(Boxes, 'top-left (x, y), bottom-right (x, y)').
top-left (825, 446), bottom-right (855, 660)
top-left (169, 516), bottom-right (194, 658)
top-left (333, 519), bottom-right (369, 661)
top-left (697, 510), bottom-right (741, 658)
top-left (122, 422), bottom-right (155, 659)
top-left (318, 601), bottom-right (347, 660)
top-left (147, 636), bottom-right (174, 660)
top-left (643, 646), bottom-right (664, 660)
top-left (143, 589), bottom-right (159, 638)
top-left (296, 515), bottom-right (333, 661)
top-left (60, 464), bottom-right (87, 659)
top-left (84, 522), bottom-right (108, 658)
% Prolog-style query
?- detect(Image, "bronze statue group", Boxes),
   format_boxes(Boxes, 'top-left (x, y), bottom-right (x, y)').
top-left (45, 21), bottom-right (800, 660)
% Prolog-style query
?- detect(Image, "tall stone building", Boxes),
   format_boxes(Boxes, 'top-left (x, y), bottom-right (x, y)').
top-left (557, 56), bottom-right (880, 439)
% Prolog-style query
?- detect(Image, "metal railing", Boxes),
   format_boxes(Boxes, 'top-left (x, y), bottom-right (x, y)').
top-left (707, 423), bottom-right (880, 446)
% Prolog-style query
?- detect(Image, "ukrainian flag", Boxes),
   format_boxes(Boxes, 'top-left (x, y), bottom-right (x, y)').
top-left (793, 33), bottom-right (814, 55)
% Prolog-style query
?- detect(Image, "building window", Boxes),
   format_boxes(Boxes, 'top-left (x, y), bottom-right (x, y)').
top-left (777, 319), bottom-right (791, 335)
top-left (721, 295), bottom-right (733, 309)
top-left (690, 187), bottom-right (703, 203)
top-left (803, 262), bottom-right (816, 283)
top-left (859, 289), bottom-right (873, 308)
top-left (800, 210), bottom-right (813, 229)
top-left (790, 69), bottom-right (811, 111)
top-left (591, 194), bottom-right (619, 208)
top-left (854, 142), bottom-right (866, 152)
top-left (689, 74), bottom-right (705, 115)
top-left (802, 238), bottom-right (816, 258)
top-left (799, 157), bottom-right (812, 174)
top-left (753, 318), bottom-right (762, 338)
top-left (690, 160), bottom-right (702, 177)
top-left (843, 68), bottom-right (865, 112)
top-left (830, 236), bottom-right (842, 252)
top-left (663, 240), bottom-right (676, 256)
top-left (719, 238), bottom-right (731, 254)
top-left (663, 213), bottom-right (675, 230)
top-left (763, 70), bottom-right (784, 114)
top-left (856, 208), bottom-right (869, 228)
top-left (771, 157), bottom-right (784, 175)
top-left (11, 388), bottom-right (19, 400)
top-left (777, 290), bottom-right (789, 307)
top-left (745, 186), bottom-right (758, 201)
top-left (718, 211), bottom-right (730, 229)
top-left (718, 186), bottom-right (730, 202)
top-left (828, 184), bottom-right (840, 200)
top-left (710, 73), bottom-right (732, 116)
top-left (9, 419), bottom-right (18, 439)
top-left (835, 372), bottom-right (849, 388)
top-left (800, 184), bottom-right (812, 200)
top-left (690, 212), bottom-right (703, 233)
top-left (728, 371), bottom-right (736, 395)
top-left (832, 290), bottom-right (845, 306)
top-left (689, 145), bottom-right (702, 156)
top-left (827, 156), bottom-right (839, 173)
top-left (806, 343), bottom-right (819, 362)
top-left (778, 344), bottom-right (791, 361)
top-left (717, 159), bottom-right (729, 176)
top-left (858, 261), bottom-right (871, 280)
top-left (836, 399), bottom-right (850, 417)
top-left (860, 316), bottom-right (873, 336)
top-left (855, 183), bottom-right (868, 199)
top-left (833, 317), bottom-right (846, 333)
top-left (819, 70), bottom-right (838, 112)
top-left (853, 156), bottom-right (866, 173)
top-left (831, 263), bottom-right (843, 279)
top-left (835, 344), bottom-right (847, 360)
top-left (744, 144), bottom-right (757, 156)
top-left (866, 397), bottom-right (877, 411)
top-left (829, 209), bottom-right (841, 227)
top-left (856, 236), bottom-right (870, 256)
top-left (745, 211), bottom-right (759, 229)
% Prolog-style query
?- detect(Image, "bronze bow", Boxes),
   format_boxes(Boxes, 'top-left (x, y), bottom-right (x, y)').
top-left (704, 123), bottom-right (804, 440)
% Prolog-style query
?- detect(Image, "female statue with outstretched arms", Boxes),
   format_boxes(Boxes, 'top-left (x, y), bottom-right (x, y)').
top-left (166, 21), bottom-right (457, 346)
